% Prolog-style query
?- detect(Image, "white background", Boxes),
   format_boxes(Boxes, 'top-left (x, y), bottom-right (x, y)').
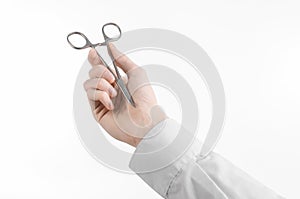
top-left (0, 0), bottom-right (299, 198)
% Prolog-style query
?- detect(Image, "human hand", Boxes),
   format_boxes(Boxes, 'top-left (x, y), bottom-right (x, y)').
top-left (84, 44), bottom-right (167, 147)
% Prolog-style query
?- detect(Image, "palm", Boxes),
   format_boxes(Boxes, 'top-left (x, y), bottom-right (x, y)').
top-left (92, 78), bottom-right (158, 144)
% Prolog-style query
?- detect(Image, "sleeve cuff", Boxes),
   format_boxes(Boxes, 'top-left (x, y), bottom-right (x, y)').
top-left (129, 119), bottom-right (202, 197)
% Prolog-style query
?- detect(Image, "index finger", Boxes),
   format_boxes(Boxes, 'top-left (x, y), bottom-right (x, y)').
top-left (88, 48), bottom-right (103, 67)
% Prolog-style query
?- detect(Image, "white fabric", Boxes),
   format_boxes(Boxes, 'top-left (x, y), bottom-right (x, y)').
top-left (129, 119), bottom-right (285, 199)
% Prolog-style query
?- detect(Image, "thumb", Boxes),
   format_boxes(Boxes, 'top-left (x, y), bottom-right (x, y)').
top-left (109, 43), bottom-right (138, 73)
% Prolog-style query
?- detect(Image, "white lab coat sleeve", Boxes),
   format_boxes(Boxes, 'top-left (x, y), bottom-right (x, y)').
top-left (129, 119), bottom-right (285, 199)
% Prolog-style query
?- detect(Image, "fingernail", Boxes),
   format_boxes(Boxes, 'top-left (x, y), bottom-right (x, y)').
top-left (109, 43), bottom-right (114, 49)
top-left (110, 88), bottom-right (117, 97)
top-left (108, 101), bottom-right (114, 110)
top-left (109, 75), bottom-right (115, 83)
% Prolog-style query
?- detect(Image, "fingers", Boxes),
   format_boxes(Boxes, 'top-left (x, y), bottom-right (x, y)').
top-left (85, 64), bottom-right (117, 110)
top-left (88, 48), bottom-right (103, 67)
top-left (84, 78), bottom-right (117, 98)
top-left (89, 65), bottom-right (115, 83)
top-left (86, 89), bottom-right (114, 110)
top-left (88, 44), bottom-right (137, 74)
top-left (109, 43), bottom-right (138, 73)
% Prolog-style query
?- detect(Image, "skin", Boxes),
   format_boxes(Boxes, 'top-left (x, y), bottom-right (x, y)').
top-left (84, 44), bottom-right (166, 147)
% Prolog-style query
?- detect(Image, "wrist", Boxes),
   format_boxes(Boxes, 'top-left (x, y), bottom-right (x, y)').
top-left (129, 114), bottom-right (168, 148)
top-left (130, 137), bottom-right (142, 148)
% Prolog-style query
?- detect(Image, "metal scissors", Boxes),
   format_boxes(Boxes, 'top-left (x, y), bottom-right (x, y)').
top-left (67, 22), bottom-right (135, 107)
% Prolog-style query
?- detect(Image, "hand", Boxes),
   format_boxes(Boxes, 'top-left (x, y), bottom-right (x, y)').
top-left (84, 44), bottom-right (167, 147)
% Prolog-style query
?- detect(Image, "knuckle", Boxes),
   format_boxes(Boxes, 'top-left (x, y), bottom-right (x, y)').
top-left (98, 91), bottom-right (106, 99)
top-left (116, 54), bottom-right (124, 63)
top-left (88, 68), bottom-right (94, 78)
top-left (86, 89), bottom-right (93, 99)
top-left (96, 78), bottom-right (104, 89)
top-left (99, 67), bottom-right (108, 78)
top-left (120, 56), bottom-right (129, 65)
top-left (83, 80), bottom-right (89, 90)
